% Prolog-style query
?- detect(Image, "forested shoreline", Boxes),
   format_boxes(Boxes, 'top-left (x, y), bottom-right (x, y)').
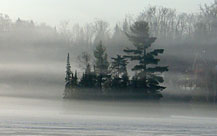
top-left (0, 1), bottom-right (216, 102)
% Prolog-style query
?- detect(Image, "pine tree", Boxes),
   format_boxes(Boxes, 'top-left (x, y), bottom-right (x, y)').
top-left (70, 72), bottom-right (74, 87)
top-left (64, 53), bottom-right (72, 98)
top-left (79, 64), bottom-right (97, 88)
top-left (111, 55), bottom-right (128, 77)
top-left (111, 55), bottom-right (129, 89)
top-left (74, 70), bottom-right (78, 86)
top-left (94, 41), bottom-right (110, 89)
top-left (94, 41), bottom-right (109, 75)
top-left (124, 21), bottom-right (168, 94)
top-left (79, 72), bottom-right (87, 87)
top-left (65, 53), bottom-right (72, 87)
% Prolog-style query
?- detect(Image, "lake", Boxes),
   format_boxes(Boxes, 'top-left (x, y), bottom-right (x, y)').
top-left (0, 95), bottom-right (217, 136)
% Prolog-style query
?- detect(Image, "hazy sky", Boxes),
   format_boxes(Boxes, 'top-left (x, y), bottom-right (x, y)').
top-left (0, 0), bottom-right (214, 26)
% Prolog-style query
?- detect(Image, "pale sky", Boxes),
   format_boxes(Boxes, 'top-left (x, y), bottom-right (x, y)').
top-left (0, 0), bottom-right (214, 26)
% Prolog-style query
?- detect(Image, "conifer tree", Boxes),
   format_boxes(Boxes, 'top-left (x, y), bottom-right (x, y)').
top-left (64, 53), bottom-right (72, 98)
top-left (79, 73), bottom-right (87, 87)
top-left (111, 55), bottom-right (128, 77)
top-left (111, 55), bottom-right (129, 89)
top-left (124, 21), bottom-right (168, 94)
top-left (74, 70), bottom-right (78, 86)
top-left (70, 72), bottom-right (74, 87)
top-left (94, 41), bottom-right (110, 89)
top-left (79, 64), bottom-right (97, 88)
top-left (94, 41), bottom-right (109, 75)
top-left (65, 53), bottom-right (72, 87)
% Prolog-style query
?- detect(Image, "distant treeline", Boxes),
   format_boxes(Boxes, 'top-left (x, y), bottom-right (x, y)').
top-left (0, 1), bottom-right (217, 59)
top-left (0, 1), bottom-right (216, 102)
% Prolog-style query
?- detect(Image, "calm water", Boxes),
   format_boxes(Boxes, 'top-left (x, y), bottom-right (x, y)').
top-left (0, 96), bottom-right (217, 136)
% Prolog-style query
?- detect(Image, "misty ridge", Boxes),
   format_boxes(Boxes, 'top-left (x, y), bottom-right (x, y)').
top-left (0, 1), bottom-right (217, 102)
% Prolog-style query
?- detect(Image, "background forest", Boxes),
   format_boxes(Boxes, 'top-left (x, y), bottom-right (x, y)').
top-left (0, 1), bottom-right (217, 102)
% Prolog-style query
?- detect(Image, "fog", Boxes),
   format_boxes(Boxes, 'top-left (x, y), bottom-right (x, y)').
top-left (0, 0), bottom-right (217, 135)
top-left (1, 2), bottom-right (216, 100)
top-left (0, 0), bottom-right (214, 26)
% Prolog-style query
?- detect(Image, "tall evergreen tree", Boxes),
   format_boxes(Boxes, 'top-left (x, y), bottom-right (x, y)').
top-left (65, 53), bottom-right (72, 86)
top-left (124, 21), bottom-right (168, 94)
top-left (94, 41), bottom-right (109, 75)
top-left (70, 72), bottom-right (74, 87)
top-left (64, 53), bottom-right (72, 98)
top-left (74, 70), bottom-right (78, 86)
top-left (94, 41), bottom-right (110, 88)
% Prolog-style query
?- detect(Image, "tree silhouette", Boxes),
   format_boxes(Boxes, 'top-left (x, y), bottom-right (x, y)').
top-left (65, 53), bottom-right (72, 87)
top-left (94, 41), bottom-right (110, 89)
top-left (124, 21), bottom-right (168, 94)
top-left (111, 55), bottom-right (129, 89)
top-left (94, 41), bottom-right (109, 75)
top-left (64, 53), bottom-right (72, 97)
top-left (111, 55), bottom-right (128, 77)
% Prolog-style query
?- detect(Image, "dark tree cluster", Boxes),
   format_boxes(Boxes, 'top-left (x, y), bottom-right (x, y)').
top-left (64, 21), bottom-right (168, 99)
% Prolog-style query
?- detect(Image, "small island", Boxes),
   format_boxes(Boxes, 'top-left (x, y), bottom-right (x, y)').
top-left (63, 21), bottom-right (168, 100)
